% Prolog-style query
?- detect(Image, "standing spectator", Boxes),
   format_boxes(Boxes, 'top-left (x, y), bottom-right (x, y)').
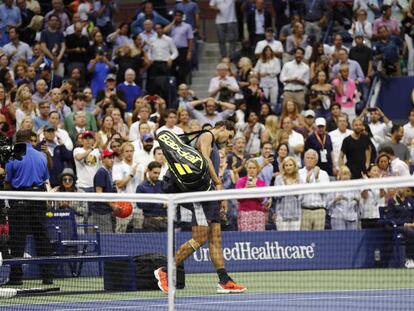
top-left (255, 141), bottom-right (274, 186)
top-left (113, 44), bottom-right (145, 85)
top-left (332, 48), bottom-right (365, 85)
top-left (329, 115), bottom-right (352, 175)
top-left (404, 108), bottom-right (414, 162)
top-left (378, 125), bottom-right (411, 165)
top-left (254, 27), bottom-right (284, 59)
top-left (363, 107), bottom-right (392, 150)
top-left (156, 109), bottom-right (184, 135)
top-left (208, 63), bottom-right (240, 102)
top-left (373, 25), bottom-right (403, 77)
top-left (280, 47), bottom-right (309, 110)
top-left (186, 98), bottom-right (236, 126)
top-left (131, 1), bottom-right (169, 36)
top-left (73, 131), bottom-right (101, 192)
top-left (235, 159), bottom-right (268, 231)
top-left (40, 14), bottom-right (66, 78)
top-left (302, 0), bottom-right (329, 42)
top-left (254, 46), bottom-right (281, 112)
top-left (308, 70), bottom-right (334, 117)
top-left (332, 64), bottom-right (358, 122)
top-left (34, 101), bottom-right (50, 131)
top-left (65, 21), bottom-right (90, 79)
top-left (136, 161), bottom-right (166, 232)
top-left (241, 111), bottom-right (265, 158)
top-left (227, 136), bottom-right (247, 179)
top-left (164, 10), bottom-right (193, 85)
top-left (247, 0), bottom-right (272, 45)
top-left (87, 49), bottom-right (114, 96)
top-left (113, 142), bottom-right (143, 233)
top-left (2, 27), bottom-right (33, 67)
top-left (138, 19), bottom-right (157, 49)
top-left (281, 116), bottom-right (305, 168)
top-left (274, 156), bottom-right (301, 231)
top-left (339, 117), bottom-right (372, 179)
top-left (107, 23), bottom-right (134, 53)
top-left (299, 149), bottom-right (330, 230)
top-left (304, 117), bottom-right (335, 176)
top-left (350, 9), bottom-right (373, 47)
top-left (93, 0), bottom-right (117, 37)
top-left (95, 74), bottom-right (127, 113)
top-left (45, 110), bottom-right (73, 151)
top-left (92, 149), bottom-right (117, 233)
top-left (327, 166), bottom-right (360, 230)
top-left (285, 22), bottom-right (309, 58)
top-left (379, 147), bottom-right (410, 177)
top-left (116, 69), bottom-right (142, 113)
top-left (44, 0), bottom-right (70, 32)
top-left (49, 88), bottom-right (71, 123)
top-left (209, 0), bottom-right (238, 59)
top-left (0, 0), bottom-right (22, 46)
top-left (95, 115), bottom-right (116, 150)
top-left (373, 5), bottom-right (401, 37)
top-left (175, 0), bottom-right (200, 32)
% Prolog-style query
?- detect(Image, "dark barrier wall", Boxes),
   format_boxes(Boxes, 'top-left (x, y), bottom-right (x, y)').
top-left (376, 76), bottom-right (414, 121)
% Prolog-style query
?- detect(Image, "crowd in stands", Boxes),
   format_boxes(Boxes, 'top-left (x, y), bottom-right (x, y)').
top-left (0, 0), bottom-right (413, 241)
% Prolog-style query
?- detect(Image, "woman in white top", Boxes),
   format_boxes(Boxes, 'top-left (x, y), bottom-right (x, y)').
top-left (350, 9), bottom-right (373, 47)
top-left (254, 45), bottom-right (281, 112)
top-left (15, 92), bottom-right (36, 131)
top-left (95, 115), bottom-right (116, 150)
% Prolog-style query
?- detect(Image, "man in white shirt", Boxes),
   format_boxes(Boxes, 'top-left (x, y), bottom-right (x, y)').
top-left (254, 28), bottom-right (284, 58)
top-left (209, 0), bottom-right (237, 58)
top-left (133, 133), bottom-right (155, 168)
top-left (403, 108), bottom-right (414, 161)
top-left (139, 19), bottom-right (157, 50)
top-left (329, 115), bottom-right (352, 173)
top-left (156, 109), bottom-right (184, 135)
top-left (113, 142), bottom-right (144, 233)
top-left (365, 107), bottom-right (392, 149)
top-left (208, 63), bottom-right (240, 101)
top-left (73, 131), bottom-right (101, 192)
top-left (129, 103), bottom-right (157, 141)
top-left (280, 47), bottom-right (309, 110)
top-left (153, 146), bottom-right (168, 180)
top-left (2, 26), bottom-right (33, 66)
top-left (299, 149), bottom-right (330, 230)
top-left (281, 116), bottom-right (304, 167)
top-left (380, 146), bottom-right (410, 177)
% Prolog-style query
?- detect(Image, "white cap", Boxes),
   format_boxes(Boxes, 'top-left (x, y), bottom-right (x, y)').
top-left (304, 110), bottom-right (315, 118)
top-left (315, 117), bottom-right (326, 127)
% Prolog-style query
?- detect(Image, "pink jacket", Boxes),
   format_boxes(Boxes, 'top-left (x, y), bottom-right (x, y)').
top-left (235, 176), bottom-right (266, 212)
top-left (332, 78), bottom-right (356, 108)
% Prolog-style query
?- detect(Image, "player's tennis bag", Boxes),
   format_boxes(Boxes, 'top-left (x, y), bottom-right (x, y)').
top-left (156, 130), bottom-right (213, 192)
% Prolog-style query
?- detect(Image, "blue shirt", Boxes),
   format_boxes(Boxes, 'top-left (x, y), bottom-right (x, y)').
top-left (92, 167), bottom-right (116, 215)
top-left (374, 36), bottom-right (402, 64)
top-left (34, 117), bottom-right (49, 132)
top-left (116, 82), bottom-right (142, 112)
top-left (88, 61), bottom-right (112, 96)
top-left (0, 4), bottom-right (21, 34)
top-left (136, 180), bottom-right (165, 216)
top-left (6, 143), bottom-right (49, 189)
top-left (175, 2), bottom-right (200, 30)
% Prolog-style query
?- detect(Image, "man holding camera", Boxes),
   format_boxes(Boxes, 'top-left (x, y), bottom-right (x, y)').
top-left (373, 25), bottom-right (402, 77)
top-left (208, 63), bottom-right (240, 102)
top-left (4, 129), bottom-right (53, 285)
top-left (255, 142), bottom-right (275, 186)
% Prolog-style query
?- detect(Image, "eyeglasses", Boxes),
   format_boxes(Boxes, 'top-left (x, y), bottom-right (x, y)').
top-left (63, 177), bottom-right (73, 183)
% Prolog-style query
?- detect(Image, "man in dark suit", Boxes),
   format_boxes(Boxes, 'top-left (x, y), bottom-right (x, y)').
top-left (247, 0), bottom-right (272, 45)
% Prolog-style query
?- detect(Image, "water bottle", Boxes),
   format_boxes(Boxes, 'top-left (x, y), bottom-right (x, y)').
top-left (374, 249), bottom-right (381, 268)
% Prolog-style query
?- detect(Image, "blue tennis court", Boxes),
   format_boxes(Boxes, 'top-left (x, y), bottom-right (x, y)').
top-left (3, 288), bottom-right (414, 311)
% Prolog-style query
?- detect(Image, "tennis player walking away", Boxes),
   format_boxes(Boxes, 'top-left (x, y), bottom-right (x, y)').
top-left (154, 120), bottom-right (247, 294)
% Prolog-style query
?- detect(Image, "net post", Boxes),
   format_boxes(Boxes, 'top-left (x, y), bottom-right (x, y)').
top-left (167, 194), bottom-right (175, 311)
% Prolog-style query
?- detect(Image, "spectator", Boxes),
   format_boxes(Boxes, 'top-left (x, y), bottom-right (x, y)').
top-left (129, 103), bottom-right (157, 141)
top-left (64, 13), bottom-right (89, 37)
top-left (93, 0), bottom-right (117, 37)
top-left (279, 100), bottom-right (306, 133)
top-left (301, 0), bottom-right (328, 42)
top-left (353, 0), bottom-right (380, 23)
top-left (95, 115), bottom-right (116, 150)
top-left (247, 0), bottom-right (272, 45)
top-left (299, 149), bottom-right (330, 230)
top-left (285, 22), bottom-right (308, 58)
top-left (274, 156), bottom-right (301, 231)
top-left (254, 28), bottom-right (284, 60)
top-left (65, 21), bottom-right (90, 78)
top-left (209, 0), bottom-right (237, 58)
top-left (156, 109), bottom-right (184, 135)
top-left (34, 101), bottom-right (51, 131)
top-left (138, 19), bottom-right (157, 49)
top-left (327, 165), bottom-right (360, 230)
top-left (240, 111), bottom-right (265, 158)
top-left (153, 146), bottom-right (168, 180)
top-left (92, 149), bottom-right (117, 233)
top-left (279, 14), bottom-right (302, 45)
top-left (111, 108), bottom-right (129, 141)
top-left (107, 22), bottom-right (134, 53)
top-left (280, 47), bottom-right (309, 110)
top-left (136, 161), bottom-right (166, 232)
top-left (235, 158), bottom-right (269, 231)
top-left (208, 63), bottom-right (240, 102)
top-left (44, 0), bottom-right (70, 32)
top-left (64, 93), bottom-right (98, 137)
top-left (254, 46), bottom-right (281, 112)
top-left (255, 141), bottom-right (274, 186)
top-left (131, 1), bottom-right (169, 36)
top-left (87, 48), bottom-right (114, 97)
top-left (308, 42), bottom-right (330, 81)
top-left (339, 117), bottom-right (372, 179)
top-left (2, 26), bottom-right (33, 67)
top-left (163, 10), bottom-right (193, 85)
top-left (304, 117), bottom-right (335, 176)
top-left (227, 136), bottom-right (247, 179)
top-left (373, 25), bottom-right (403, 77)
top-left (350, 9), bottom-right (373, 47)
top-left (88, 30), bottom-right (109, 60)
top-left (378, 124), bottom-right (410, 165)
top-left (15, 92), bottom-right (35, 131)
top-left (116, 69), bottom-right (142, 113)
top-left (378, 146), bottom-right (411, 177)
top-left (32, 79), bottom-right (50, 105)
top-left (45, 110), bottom-right (73, 151)
top-left (360, 164), bottom-right (384, 229)
top-left (186, 98), bottom-right (236, 126)
top-left (332, 48), bottom-right (365, 85)
top-left (172, 83), bottom-right (195, 110)
top-left (281, 116), bottom-right (305, 168)
top-left (73, 131), bottom-right (101, 192)
top-left (0, 0), bottom-right (22, 46)
top-left (274, 142), bottom-right (290, 174)
top-left (387, 187), bottom-right (414, 269)
top-left (113, 142), bottom-right (143, 233)
top-left (113, 43), bottom-right (145, 85)
top-left (332, 64), bottom-right (359, 122)
top-left (40, 14), bottom-right (66, 78)
top-left (49, 88), bottom-right (71, 123)
top-left (133, 133), bottom-right (155, 168)
top-left (262, 115), bottom-right (280, 149)
top-left (362, 107), bottom-right (392, 149)
top-left (36, 123), bottom-right (73, 187)
top-left (95, 74), bottom-right (127, 114)
top-left (309, 70), bottom-right (334, 117)
top-left (329, 115), bottom-right (352, 174)
top-left (242, 75), bottom-right (265, 116)
top-left (373, 5), bottom-right (401, 37)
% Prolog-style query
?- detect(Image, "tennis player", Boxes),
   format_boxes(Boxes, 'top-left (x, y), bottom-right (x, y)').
top-left (154, 120), bottom-right (247, 294)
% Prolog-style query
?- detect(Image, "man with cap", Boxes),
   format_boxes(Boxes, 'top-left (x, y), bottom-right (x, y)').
top-left (73, 131), bottom-right (101, 192)
top-left (92, 149), bottom-right (118, 233)
top-left (36, 123), bottom-right (73, 187)
top-left (133, 133), bottom-right (156, 168)
top-left (304, 117), bottom-right (335, 176)
top-left (95, 73), bottom-right (127, 111)
top-left (254, 27), bottom-right (284, 58)
top-left (303, 109), bottom-right (316, 137)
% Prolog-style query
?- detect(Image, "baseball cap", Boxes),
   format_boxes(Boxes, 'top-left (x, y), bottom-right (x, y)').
top-left (304, 110), bottom-right (315, 118)
top-left (44, 123), bottom-right (55, 131)
top-left (315, 117), bottom-right (326, 127)
top-left (142, 133), bottom-right (154, 142)
top-left (105, 74), bottom-right (116, 82)
top-left (81, 130), bottom-right (95, 139)
top-left (102, 149), bottom-right (114, 158)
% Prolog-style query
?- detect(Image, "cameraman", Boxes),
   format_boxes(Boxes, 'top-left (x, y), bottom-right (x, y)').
top-left (373, 25), bottom-right (402, 77)
top-left (4, 129), bottom-right (53, 285)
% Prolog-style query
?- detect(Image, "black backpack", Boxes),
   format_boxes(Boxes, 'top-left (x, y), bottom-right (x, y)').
top-left (156, 130), bottom-right (213, 192)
